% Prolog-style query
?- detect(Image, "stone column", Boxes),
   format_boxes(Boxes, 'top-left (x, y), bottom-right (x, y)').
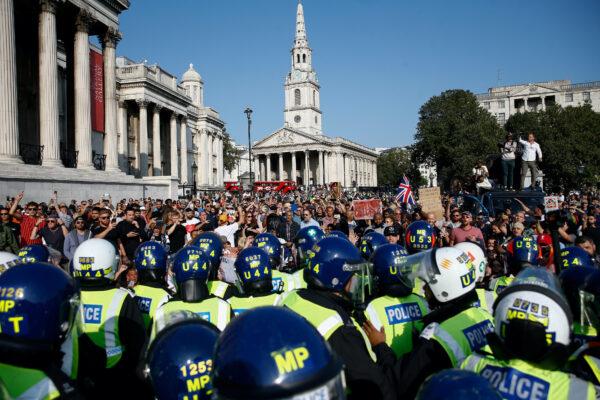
top-left (207, 133), bottom-right (213, 185)
top-left (152, 104), bottom-right (162, 175)
top-left (39, 0), bottom-right (61, 166)
top-left (117, 99), bottom-right (128, 171)
top-left (373, 160), bottom-right (378, 186)
top-left (324, 152), bottom-right (329, 184)
top-left (318, 150), bottom-right (324, 185)
top-left (0, 0), bottom-right (21, 162)
top-left (343, 155), bottom-right (350, 187)
top-left (266, 154), bottom-right (271, 181)
top-left (337, 153), bottom-right (344, 186)
top-left (278, 153), bottom-right (284, 180)
top-left (254, 155), bottom-right (260, 181)
top-left (102, 28), bottom-right (121, 172)
top-left (170, 113), bottom-right (178, 178)
top-left (291, 152), bottom-right (297, 183)
top-left (217, 136), bottom-right (223, 185)
top-left (304, 150), bottom-right (310, 185)
top-left (137, 100), bottom-right (148, 176)
top-left (74, 10), bottom-right (94, 169)
top-left (199, 129), bottom-right (207, 185)
top-left (179, 117), bottom-right (188, 183)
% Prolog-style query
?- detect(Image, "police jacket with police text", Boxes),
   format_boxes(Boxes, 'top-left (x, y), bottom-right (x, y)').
top-left (292, 289), bottom-right (397, 400)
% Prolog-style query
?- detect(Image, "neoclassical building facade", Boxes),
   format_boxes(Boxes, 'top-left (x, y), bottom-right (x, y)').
top-left (251, 1), bottom-right (378, 187)
top-left (0, 0), bottom-right (224, 201)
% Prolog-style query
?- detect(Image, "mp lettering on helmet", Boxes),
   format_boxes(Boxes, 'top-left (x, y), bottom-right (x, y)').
top-left (462, 320), bottom-right (493, 351)
top-left (385, 303), bottom-right (422, 325)
top-left (135, 296), bottom-right (152, 314)
top-left (180, 358), bottom-right (213, 395)
top-left (83, 304), bottom-right (103, 324)
top-left (480, 365), bottom-right (550, 400)
top-left (271, 346), bottom-right (310, 376)
top-left (503, 297), bottom-right (553, 344)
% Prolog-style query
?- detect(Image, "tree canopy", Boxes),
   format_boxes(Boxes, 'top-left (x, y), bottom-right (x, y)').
top-left (505, 104), bottom-right (600, 191)
top-left (222, 130), bottom-right (244, 174)
top-left (412, 89), bottom-right (504, 189)
top-left (376, 147), bottom-right (421, 187)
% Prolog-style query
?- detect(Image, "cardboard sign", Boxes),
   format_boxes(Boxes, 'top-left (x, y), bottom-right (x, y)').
top-left (353, 199), bottom-right (382, 220)
top-left (544, 196), bottom-right (560, 212)
top-left (418, 187), bottom-right (444, 220)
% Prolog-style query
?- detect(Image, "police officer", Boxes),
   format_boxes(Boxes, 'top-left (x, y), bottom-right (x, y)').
top-left (212, 307), bottom-right (347, 399)
top-left (291, 226), bottom-right (324, 288)
top-left (153, 246), bottom-right (232, 333)
top-left (489, 235), bottom-right (539, 295)
top-left (454, 241), bottom-right (495, 315)
top-left (17, 243), bottom-right (49, 263)
top-left (282, 236), bottom-right (396, 400)
top-left (404, 220), bottom-right (436, 254)
top-left (0, 262), bottom-right (81, 399)
top-left (227, 247), bottom-right (283, 316)
top-left (73, 238), bottom-right (146, 399)
top-left (364, 243), bottom-right (429, 358)
top-left (363, 246), bottom-right (493, 398)
top-left (415, 369), bottom-right (501, 399)
top-left (327, 230), bottom-right (349, 240)
top-left (254, 232), bottom-right (296, 292)
top-left (358, 231), bottom-right (387, 260)
top-left (461, 267), bottom-right (597, 399)
top-left (192, 232), bottom-right (236, 299)
top-left (560, 246), bottom-right (595, 269)
top-left (133, 241), bottom-right (172, 331)
top-left (145, 310), bottom-right (220, 400)
top-left (565, 268), bottom-right (600, 385)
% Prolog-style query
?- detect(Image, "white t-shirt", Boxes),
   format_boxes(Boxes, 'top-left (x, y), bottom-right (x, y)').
top-left (215, 222), bottom-right (239, 246)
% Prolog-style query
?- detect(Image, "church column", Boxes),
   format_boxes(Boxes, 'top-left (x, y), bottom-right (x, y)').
top-left (317, 150), bottom-right (324, 185)
top-left (0, 0), bottom-right (21, 162)
top-left (152, 104), bottom-right (162, 175)
top-left (336, 153), bottom-right (344, 186)
top-left (324, 152), bottom-right (330, 184)
top-left (218, 136), bottom-right (224, 186)
top-left (304, 150), bottom-right (310, 185)
top-left (179, 117), bottom-right (188, 183)
top-left (39, 0), bottom-right (61, 166)
top-left (74, 10), bottom-right (94, 169)
top-left (266, 154), bottom-right (272, 181)
top-left (137, 100), bottom-right (149, 176)
top-left (254, 155), bottom-right (260, 181)
top-left (343, 155), bottom-right (350, 187)
top-left (199, 129), bottom-right (207, 185)
top-left (278, 153), bottom-right (284, 180)
top-left (291, 152), bottom-right (297, 183)
top-left (373, 160), bottom-right (378, 186)
top-left (170, 112), bottom-right (178, 178)
top-left (207, 133), bottom-right (213, 185)
top-left (117, 99), bottom-right (128, 172)
top-left (102, 28), bottom-right (120, 172)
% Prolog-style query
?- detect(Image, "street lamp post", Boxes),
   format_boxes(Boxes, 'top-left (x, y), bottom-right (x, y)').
top-left (244, 107), bottom-right (253, 190)
top-left (191, 161), bottom-right (198, 197)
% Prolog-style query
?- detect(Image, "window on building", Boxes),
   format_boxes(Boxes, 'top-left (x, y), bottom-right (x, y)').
top-left (296, 54), bottom-right (300, 64)
top-left (483, 102), bottom-right (490, 110)
top-left (294, 89), bottom-right (301, 106)
top-left (302, 54), bottom-right (306, 63)
top-left (565, 93), bottom-right (573, 102)
top-left (583, 92), bottom-right (591, 102)
top-left (498, 100), bottom-right (505, 109)
top-left (497, 113), bottom-right (506, 125)
top-left (313, 90), bottom-right (316, 105)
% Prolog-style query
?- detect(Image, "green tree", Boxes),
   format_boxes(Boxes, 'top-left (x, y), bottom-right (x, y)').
top-left (413, 90), bottom-right (504, 189)
top-left (222, 130), bottom-right (244, 174)
top-left (505, 104), bottom-right (600, 191)
top-left (377, 147), bottom-right (422, 187)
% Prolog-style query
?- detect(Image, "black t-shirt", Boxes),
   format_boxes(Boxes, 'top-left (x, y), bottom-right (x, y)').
top-left (167, 224), bottom-right (186, 254)
top-left (39, 226), bottom-right (65, 254)
top-left (91, 224), bottom-right (120, 251)
top-left (116, 220), bottom-right (143, 259)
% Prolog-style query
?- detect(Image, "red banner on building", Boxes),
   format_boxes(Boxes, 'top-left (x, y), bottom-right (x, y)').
top-left (90, 49), bottom-right (104, 133)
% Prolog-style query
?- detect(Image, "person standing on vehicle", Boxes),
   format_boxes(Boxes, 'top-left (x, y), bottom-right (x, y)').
top-left (519, 132), bottom-right (542, 190)
top-left (500, 132), bottom-right (517, 190)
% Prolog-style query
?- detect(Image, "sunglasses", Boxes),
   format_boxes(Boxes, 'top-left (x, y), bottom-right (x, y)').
top-left (27, 207), bottom-right (36, 211)
top-left (0, 213), bottom-right (8, 216)
top-left (47, 220), bottom-right (57, 223)
top-left (99, 216), bottom-right (110, 220)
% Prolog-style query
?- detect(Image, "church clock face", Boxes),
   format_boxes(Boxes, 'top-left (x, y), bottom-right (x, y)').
top-left (294, 115), bottom-right (301, 123)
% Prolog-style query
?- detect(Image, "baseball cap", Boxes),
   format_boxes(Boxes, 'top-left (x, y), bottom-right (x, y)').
top-left (384, 226), bottom-right (399, 236)
top-left (461, 211), bottom-right (472, 217)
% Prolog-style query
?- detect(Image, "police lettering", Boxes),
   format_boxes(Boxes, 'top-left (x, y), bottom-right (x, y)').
top-left (135, 296), bottom-right (152, 314)
top-left (481, 365), bottom-right (550, 400)
top-left (180, 358), bottom-right (213, 398)
top-left (83, 304), bottom-right (103, 324)
top-left (463, 320), bottom-right (494, 350)
top-left (385, 303), bottom-right (422, 325)
top-left (271, 346), bottom-right (310, 375)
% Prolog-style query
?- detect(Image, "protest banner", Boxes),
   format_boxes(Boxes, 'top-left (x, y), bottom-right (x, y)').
top-left (418, 187), bottom-right (444, 220)
top-left (352, 199), bottom-right (382, 220)
top-left (544, 196), bottom-right (560, 212)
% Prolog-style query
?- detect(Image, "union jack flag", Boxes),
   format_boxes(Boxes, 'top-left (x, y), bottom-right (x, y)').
top-left (395, 175), bottom-right (415, 205)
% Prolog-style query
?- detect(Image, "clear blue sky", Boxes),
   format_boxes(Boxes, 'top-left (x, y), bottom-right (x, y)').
top-left (117, 0), bottom-right (600, 148)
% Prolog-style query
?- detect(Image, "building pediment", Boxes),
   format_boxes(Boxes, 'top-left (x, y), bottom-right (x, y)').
top-left (511, 84), bottom-right (558, 97)
top-left (253, 127), bottom-right (328, 149)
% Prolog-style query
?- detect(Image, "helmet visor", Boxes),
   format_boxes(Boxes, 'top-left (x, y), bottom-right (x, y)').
top-left (283, 371), bottom-right (346, 400)
top-left (580, 289), bottom-right (600, 332)
top-left (511, 267), bottom-right (565, 297)
top-left (395, 250), bottom-right (438, 287)
top-left (344, 261), bottom-right (373, 307)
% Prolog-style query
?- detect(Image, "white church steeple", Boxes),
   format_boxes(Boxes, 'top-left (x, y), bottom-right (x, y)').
top-left (284, 0), bottom-right (322, 135)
